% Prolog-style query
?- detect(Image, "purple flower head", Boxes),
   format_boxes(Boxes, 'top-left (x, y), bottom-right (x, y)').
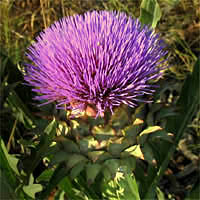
top-left (24, 11), bottom-right (167, 117)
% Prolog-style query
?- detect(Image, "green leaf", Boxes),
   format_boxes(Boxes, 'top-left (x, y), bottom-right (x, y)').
top-left (67, 154), bottom-right (88, 169)
top-left (124, 123), bottom-right (144, 139)
top-left (125, 145), bottom-right (144, 160)
top-left (155, 106), bottom-right (178, 120)
top-left (102, 167), bottom-right (112, 182)
top-left (148, 130), bottom-right (174, 143)
top-left (139, 0), bottom-right (161, 28)
top-left (73, 174), bottom-right (100, 199)
top-left (88, 150), bottom-right (105, 162)
top-left (95, 152), bottom-right (113, 163)
top-left (23, 184), bottom-right (43, 199)
top-left (86, 163), bottom-right (102, 184)
top-left (70, 161), bottom-right (86, 180)
top-left (125, 174), bottom-right (141, 200)
top-left (36, 169), bottom-right (53, 182)
top-left (0, 169), bottom-right (18, 200)
top-left (50, 151), bottom-right (70, 166)
top-left (55, 136), bottom-right (80, 153)
top-left (78, 136), bottom-right (99, 153)
top-left (0, 138), bottom-right (19, 176)
top-left (142, 143), bottom-right (156, 165)
top-left (39, 164), bottom-right (69, 199)
top-left (44, 118), bottom-right (57, 136)
top-left (156, 187), bottom-right (165, 200)
top-left (138, 126), bottom-right (163, 145)
top-left (141, 126), bottom-right (163, 135)
top-left (108, 138), bottom-right (130, 156)
top-left (24, 119), bottom-right (57, 175)
top-left (110, 106), bottom-right (129, 129)
top-left (7, 91), bottom-right (34, 127)
top-left (120, 156), bottom-right (136, 173)
top-left (144, 58), bottom-right (200, 199)
top-left (118, 173), bottom-right (141, 200)
top-left (167, 58), bottom-right (200, 134)
top-left (92, 125), bottom-right (115, 141)
top-left (104, 159), bottom-right (120, 178)
top-left (58, 177), bottom-right (80, 199)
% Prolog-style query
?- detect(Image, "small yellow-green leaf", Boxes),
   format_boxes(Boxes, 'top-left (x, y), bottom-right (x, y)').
top-left (141, 126), bottom-right (162, 135)
top-left (23, 184), bottom-right (43, 199)
top-left (36, 169), bottom-right (53, 182)
top-left (88, 151), bottom-right (105, 162)
top-left (92, 126), bottom-right (115, 141)
top-left (125, 145), bottom-right (144, 160)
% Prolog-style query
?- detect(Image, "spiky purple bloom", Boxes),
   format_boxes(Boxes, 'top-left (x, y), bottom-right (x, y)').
top-left (24, 11), bottom-right (167, 117)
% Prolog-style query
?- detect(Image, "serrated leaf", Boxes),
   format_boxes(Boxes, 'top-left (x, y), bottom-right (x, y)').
top-left (124, 123), bottom-right (144, 140)
top-left (55, 136), bottom-right (80, 153)
top-left (70, 161), bottom-right (86, 179)
top-left (104, 159), bottom-right (120, 178)
top-left (86, 163), bottom-right (102, 184)
top-left (78, 136), bottom-right (99, 152)
top-left (95, 152), bottom-right (113, 163)
top-left (49, 151), bottom-right (70, 166)
top-left (58, 177), bottom-right (78, 199)
top-left (102, 167), bottom-right (112, 182)
top-left (67, 154), bottom-right (87, 169)
top-left (120, 156), bottom-right (136, 173)
top-left (108, 138), bottom-right (129, 155)
top-left (39, 164), bottom-right (69, 199)
top-left (139, 0), bottom-right (161, 28)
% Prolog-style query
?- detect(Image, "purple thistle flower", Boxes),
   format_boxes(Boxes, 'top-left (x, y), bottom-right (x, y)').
top-left (24, 11), bottom-right (167, 117)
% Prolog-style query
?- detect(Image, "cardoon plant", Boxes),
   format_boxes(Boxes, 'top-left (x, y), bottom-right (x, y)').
top-left (24, 10), bottom-right (168, 188)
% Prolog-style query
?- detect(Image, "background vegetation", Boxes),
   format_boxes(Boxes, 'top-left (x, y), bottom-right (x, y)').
top-left (0, 0), bottom-right (199, 199)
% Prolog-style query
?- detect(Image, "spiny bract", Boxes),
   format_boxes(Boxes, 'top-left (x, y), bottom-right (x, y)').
top-left (24, 10), bottom-right (167, 117)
